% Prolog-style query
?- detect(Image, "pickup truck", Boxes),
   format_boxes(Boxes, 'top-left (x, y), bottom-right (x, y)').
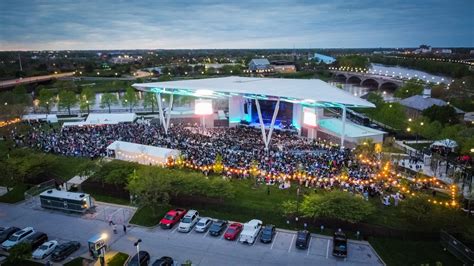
top-left (239, 219), bottom-right (262, 244)
top-left (159, 208), bottom-right (187, 229)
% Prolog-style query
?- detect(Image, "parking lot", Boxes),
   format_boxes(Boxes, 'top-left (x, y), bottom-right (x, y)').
top-left (1, 202), bottom-right (383, 265)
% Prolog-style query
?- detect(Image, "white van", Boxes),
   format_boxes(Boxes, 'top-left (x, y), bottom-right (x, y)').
top-left (239, 219), bottom-right (262, 244)
top-left (2, 227), bottom-right (36, 250)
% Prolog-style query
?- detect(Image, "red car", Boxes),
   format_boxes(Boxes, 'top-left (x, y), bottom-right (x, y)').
top-left (159, 208), bottom-right (187, 229)
top-left (224, 223), bottom-right (243, 241)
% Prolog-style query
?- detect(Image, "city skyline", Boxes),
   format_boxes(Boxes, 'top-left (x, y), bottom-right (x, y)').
top-left (0, 0), bottom-right (473, 51)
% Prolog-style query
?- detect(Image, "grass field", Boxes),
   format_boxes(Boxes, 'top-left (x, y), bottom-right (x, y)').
top-left (107, 252), bottom-right (129, 266)
top-left (0, 184), bottom-right (29, 203)
top-left (369, 237), bottom-right (461, 266)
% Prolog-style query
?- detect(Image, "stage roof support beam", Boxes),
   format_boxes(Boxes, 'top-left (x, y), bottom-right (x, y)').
top-left (157, 92), bottom-right (173, 135)
top-left (254, 98), bottom-right (280, 151)
top-left (341, 105), bottom-right (346, 148)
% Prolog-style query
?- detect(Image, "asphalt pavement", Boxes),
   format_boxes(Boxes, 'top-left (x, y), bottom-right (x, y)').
top-left (0, 200), bottom-right (384, 266)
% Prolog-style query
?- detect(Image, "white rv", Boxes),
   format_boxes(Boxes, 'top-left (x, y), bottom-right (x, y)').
top-left (239, 219), bottom-right (262, 244)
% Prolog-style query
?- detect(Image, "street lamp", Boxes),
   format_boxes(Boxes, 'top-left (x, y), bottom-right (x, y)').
top-left (86, 100), bottom-right (90, 114)
top-left (134, 239), bottom-right (142, 264)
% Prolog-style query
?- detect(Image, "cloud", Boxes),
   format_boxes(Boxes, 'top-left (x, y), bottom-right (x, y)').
top-left (0, 0), bottom-right (472, 50)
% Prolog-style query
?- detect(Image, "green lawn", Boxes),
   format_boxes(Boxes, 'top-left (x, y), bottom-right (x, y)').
top-left (0, 184), bottom-right (29, 203)
top-left (107, 252), bottom-right (129, 266)
top-left (369, 237), bottom-right (462, 266)
top-left (86, 192), bottom-right (130, 206)
top-left (129, 205), bottom-right (168, 227)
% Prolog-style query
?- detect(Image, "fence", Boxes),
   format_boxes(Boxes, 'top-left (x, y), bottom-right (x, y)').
top-left (24, 179), bottom-right (57, 200)
top-left (440, 230), bottom-right (474, 264)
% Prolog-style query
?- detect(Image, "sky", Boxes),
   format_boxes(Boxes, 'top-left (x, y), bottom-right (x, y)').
top-left (0, 0), bottom-right (473, 50)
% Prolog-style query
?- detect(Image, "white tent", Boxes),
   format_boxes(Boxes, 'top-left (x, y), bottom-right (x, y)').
top-left (107, 141), bottom-right (180, 165)
top-left (62, 113), bottom-right (136, 127)
top-left (22, 114), bottom-right (58, 123)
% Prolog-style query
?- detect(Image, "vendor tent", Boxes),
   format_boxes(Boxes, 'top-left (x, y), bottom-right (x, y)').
top-left (107, 141), bottom-right (180, 165)
top-left (62, 113), bottom-right (136, 127)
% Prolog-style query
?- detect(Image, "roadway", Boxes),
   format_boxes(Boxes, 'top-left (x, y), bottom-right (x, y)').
top-left (0, 72), bottom-right (75, 89)
top-left (0, 200), bottom-right (384, 266)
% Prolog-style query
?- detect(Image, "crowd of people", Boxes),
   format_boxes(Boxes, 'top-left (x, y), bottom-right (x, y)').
top-left (10, 121), bottom-right (397, 200)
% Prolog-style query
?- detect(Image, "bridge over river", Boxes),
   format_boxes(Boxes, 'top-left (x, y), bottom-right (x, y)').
top-left (330, 70), bottom-right (405, 91)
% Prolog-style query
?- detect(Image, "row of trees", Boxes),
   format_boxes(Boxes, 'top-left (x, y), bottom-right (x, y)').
top-left (281, 191), bottom-right (375, 223)
top-left (35, 87), bottom-right (162, 114)
top-left (370, 55), bottom-right (472, 78)
top-left (128, 167), bottom-right (235, 215)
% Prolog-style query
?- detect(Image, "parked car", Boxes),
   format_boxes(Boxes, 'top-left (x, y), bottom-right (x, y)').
top-left (0, 227), bottom-right (20, 244)
top-left (152, 256), bottom-right (174, 266)
top-left (159, 208), bottom-right (187, 229)
top-left (332, 231), bottom-right (348, 258)
top-left (32, 240), bottom-right (58, 260)
top-left (51, 241), bottom-right (81, 262)
top-left (127, 251), bottom-right (151, 266)
top-left (194, 217), bottom-right (213, 233)
top-left (25, 232), bottom-right (48, 250)
top-left (260, 224), bottom-right (276, 243)
top-left (224, 223), bottom-right (243, 241)
top-left (295, 230), bottom-right (310, 249)
top-left (209, 220), bottom-right (228, 236)
top-left (178, 210), bottom-right (199, 233)
top-left (239, 219), bottom-right (263, 244)
top-left (1, 227), bottom-right (35, 250)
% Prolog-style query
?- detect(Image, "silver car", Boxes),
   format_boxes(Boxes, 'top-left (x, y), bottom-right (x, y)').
top-left (194, 217), bottom-right (213, 233)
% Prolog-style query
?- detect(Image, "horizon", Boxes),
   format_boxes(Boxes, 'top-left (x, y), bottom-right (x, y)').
top-left (1, 0), bottom-right (473, 51)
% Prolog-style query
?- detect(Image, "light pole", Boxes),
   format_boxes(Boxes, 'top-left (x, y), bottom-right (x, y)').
top-left (134, 239), bottom-right (142, 264)
top-left (86, 100), bottom-right (90, 114)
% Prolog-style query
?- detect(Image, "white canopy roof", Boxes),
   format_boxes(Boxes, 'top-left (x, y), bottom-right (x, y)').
top-left (431, 139), bottom-right (458, 148)
top-left (107, 141), bottom-right (180, 165)
top-left (133, 76), bottom-right (374, 108)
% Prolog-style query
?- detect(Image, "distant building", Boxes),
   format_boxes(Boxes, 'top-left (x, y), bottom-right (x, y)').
top-left (248, 58), bottom-right (272, 72)
top-left (313, 53), bottom-right (336, 64)
top-left (110, 55), bottom-right (143, 64)
top-left (399, 87), bottom-right (465, 119)
top-left (413, 45), bottom-right (432, 54)
top-left (271, 60), bottom-right (296, 73)
top-left (433, 49), bottom-right (452, 54)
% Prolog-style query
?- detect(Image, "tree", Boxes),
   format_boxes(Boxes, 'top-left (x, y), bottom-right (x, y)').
top-left (58, 89), bottom-right (78, 115)
top-left (6, 242), bottom-right (31, 264)
top-left (100, 92), bottom-right (118, 113)
top-left (281, 200), bottom-right (298, 217)
top-left (300, 191), bottom-right (375, 223)
top-left (79, 87), bottom-right (95, 114)
top-left (127, 168), bottom-right (172, 215)
top-left (422, 105), bottom-right (459, 125)
top-left (394, 80), bottom-right (424, 99)
top-left (336, 55), bottom-right (369, 69)
top-left (400, 194), bottom-right (434, 223)
top-left (122, 87), bottom-right (138, 112)
top-left (37, 88), bottom-right (55, 113)
top-left (143, 92), bottom-right (157, 113)
top-left (213, 154), bottom-right (224, 174)
top-left (207, 178), bottom-right (234, 200)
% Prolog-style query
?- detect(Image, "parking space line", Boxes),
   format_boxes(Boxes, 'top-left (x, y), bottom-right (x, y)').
top-left (203, 230), bottom-right (209, 238)
top-left (288, 234), bottom-right (295, 253)
top-left (219, 233), bottom-right (225, 240)
top-left (171, 227), bottom-right (179, 234)
top-left (270, 232), bottom-right (278, 250)
top-left (326, 239), bottom-right (330, 258)
top-left (307, 237), bottom-right (312, 256)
